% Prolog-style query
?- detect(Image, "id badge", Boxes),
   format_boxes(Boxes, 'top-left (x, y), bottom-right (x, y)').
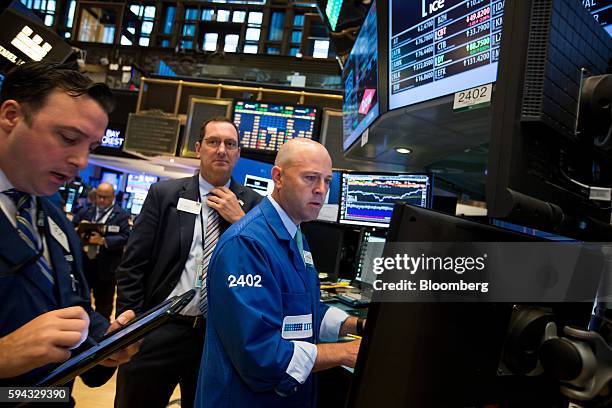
top-left (194, 264), bottom-right (204, 288)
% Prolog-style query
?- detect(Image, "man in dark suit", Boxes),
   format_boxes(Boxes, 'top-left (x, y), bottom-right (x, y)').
top-left (115, 116), bottom-right (262, 408)
top-left (0, 62), bottom-right (138, 395)
top-left (73, 182), bottom-right (131, 320)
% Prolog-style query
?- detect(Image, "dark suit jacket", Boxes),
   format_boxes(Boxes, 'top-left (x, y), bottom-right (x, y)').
top-left (116, 175), bottom-right (262, 315)
top-left (0, 196), bottom-right (114, 386)
top-left (72, 204), bottom-right (131, 280)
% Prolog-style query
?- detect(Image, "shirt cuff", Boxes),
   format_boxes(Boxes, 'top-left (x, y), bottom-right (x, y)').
top-left (285, 340), bottom-right (317, 384)
top-left (319, 306), bottom-right (349, 342)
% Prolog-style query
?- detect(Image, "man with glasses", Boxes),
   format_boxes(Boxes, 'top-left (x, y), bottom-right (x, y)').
top-left (73, 182), bottom-right (130, 320)
top-left (115, 116), bottom-right (262, 408)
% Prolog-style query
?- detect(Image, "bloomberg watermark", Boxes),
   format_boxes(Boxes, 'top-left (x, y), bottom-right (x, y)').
top-left (366, 242), bottom-right (612, 302)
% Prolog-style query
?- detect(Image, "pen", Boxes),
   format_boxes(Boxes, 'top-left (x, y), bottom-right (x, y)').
top-left (347, 333), bottom-right (362, 339)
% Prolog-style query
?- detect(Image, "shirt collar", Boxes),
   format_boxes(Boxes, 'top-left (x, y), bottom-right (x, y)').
top-left (198, 174), bottom-right (230, 199)
top-left (96, 204), bottom-right (113, 214)
top-left (268, 196), bottom-right (298, 239)
top-left (0, 167), bottom-right (15, 193)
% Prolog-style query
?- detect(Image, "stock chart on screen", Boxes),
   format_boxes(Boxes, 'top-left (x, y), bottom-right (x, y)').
top-left (339, 173), bottom-right (432, 227)
top-left (233, 100), bottom-right (318, 152)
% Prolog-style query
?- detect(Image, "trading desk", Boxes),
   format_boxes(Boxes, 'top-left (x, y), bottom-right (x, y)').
top-left (317, 298), bottom-right (369, 408)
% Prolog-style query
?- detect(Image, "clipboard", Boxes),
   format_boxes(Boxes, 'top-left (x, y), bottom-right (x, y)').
top-left (76, 222), bottom-right (106, 244)
top-left (35, 289), bottom-right (196, 386)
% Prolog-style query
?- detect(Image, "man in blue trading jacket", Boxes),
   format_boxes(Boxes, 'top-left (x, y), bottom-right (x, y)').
top-left (115, 117), bottom-right (262, 408)
top-left (0, 62), bottom-right (139, 394)
top-left (73, 182), bottom-right (131, 320)
top-left (196, 138), bottom-right (362, 407)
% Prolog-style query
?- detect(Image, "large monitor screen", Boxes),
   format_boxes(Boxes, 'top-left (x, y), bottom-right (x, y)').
top-left (584, 0), bottom-right (612, 35)
top-left (126, 174), bottom-right (158, 216)
top-left (233, 100), bottom-right (319, 153)
top-left (388, 0), bottom-right (504, 110)
top-left (232, 157), bottom-right (274, 197)
top-left (339, 173), bottom-right (432, 228)
top-left (343, 0), bottom-right (379, 151)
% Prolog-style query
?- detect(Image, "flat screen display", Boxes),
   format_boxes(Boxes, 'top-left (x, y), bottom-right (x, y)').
top-left (232, 157), bottom-right (274, 196)
top-left (125, 174), bottom-right (158, 194)
top-left (233, 100), bottom-right (318, 152)
top-left (126, 174), bottom-right (158, 216)
top-left (342, 0), bottom-right (379, 151)
top-left (388, 0), bottom-right (504, 110)
top-left (339, 173), bottom-right (432, 228)
top-left (100, 171), bottom-right (121, 191)
top-left (355, 230), bottom-right (386, 285)
top-left (584, 0), bottom-right (612, 35)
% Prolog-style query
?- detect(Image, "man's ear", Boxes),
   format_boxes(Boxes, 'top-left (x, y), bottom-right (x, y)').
top-left (195, 141), bottom-right (202, 158)
top-left (0, 100), bottom-right (22, 133)
top-left (271, 166), bottom-right (282, 189)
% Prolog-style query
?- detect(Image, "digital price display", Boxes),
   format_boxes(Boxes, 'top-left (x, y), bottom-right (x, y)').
top-left (389, 0), bottom-right (504, 109)
top-left (583, 0), bottom-right (612, 35)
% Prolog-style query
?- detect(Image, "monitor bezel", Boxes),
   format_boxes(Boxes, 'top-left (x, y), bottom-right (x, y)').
top-left (231, 98), bottom-right (322, 155)
top-left (337, 171), bottom-right (433, 228)
top-left (342, 0), bottom-right (389, 152)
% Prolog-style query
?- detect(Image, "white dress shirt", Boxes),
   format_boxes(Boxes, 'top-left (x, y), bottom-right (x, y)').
top-left (165, 175), bottom-right (230, 316)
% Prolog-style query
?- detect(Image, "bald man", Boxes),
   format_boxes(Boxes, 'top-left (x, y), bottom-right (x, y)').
top-left (195, 139), bottom-right (361, 408)
top-left (73, 182), bottom-right (130, 319)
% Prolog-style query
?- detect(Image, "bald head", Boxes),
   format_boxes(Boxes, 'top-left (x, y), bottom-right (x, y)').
top-left (96, 182), bottom-right (115, 209)
top-left (271, 138), bottom-right (332, 225)
top-left (275, 138), bottom-right (331, 169)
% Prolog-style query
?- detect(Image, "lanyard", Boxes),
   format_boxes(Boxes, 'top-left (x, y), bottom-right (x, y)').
top-left (94, 206), bottom-right (113, 223)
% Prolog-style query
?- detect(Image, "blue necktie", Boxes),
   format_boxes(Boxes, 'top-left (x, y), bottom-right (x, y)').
top-left (3, 189), bottom-right (55, 287)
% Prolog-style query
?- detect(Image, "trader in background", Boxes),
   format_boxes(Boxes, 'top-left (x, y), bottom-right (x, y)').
top-left (0, 61), bottom-right (138, 394)
top-left (196, 138), bottom-right (362, 407)
top-left (115, 116), bottom-right (262, 408)
top-left (73, 181), bottom-right (130, 320)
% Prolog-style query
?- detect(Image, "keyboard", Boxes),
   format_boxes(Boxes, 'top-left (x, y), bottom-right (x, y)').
top-left (347, 308), bottom-right (368, 318)
top-left (336, 292), bottom-right (370, 308)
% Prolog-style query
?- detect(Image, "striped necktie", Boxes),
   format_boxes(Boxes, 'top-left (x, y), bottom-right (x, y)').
top-left (3, 189), bottom-right (55, 287)
top-left (198, 196), bottom-right (220, 318)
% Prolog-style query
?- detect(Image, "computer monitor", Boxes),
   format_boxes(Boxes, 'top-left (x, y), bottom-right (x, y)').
top-left (343, 0), bottom-right (380, 151)
top-left (100, 171), bottom-right (121, 192)
top-left (388, 0), bottom-right (503, 111)
top-left (354, 229), bottom-right (386, 286)
top-left (232, 100), bottom-right (319, 153)
top-left (338, 172), bottom-right (432, 228)
top-left (347, 204), bottom-right (598, 407)
top-left (119, 192), bottom-right (131, 210)
top-left (126, 174), bottom-right (158, 216)
top-left (124, 193), bottom-right (134, 213)
top-left (584, 0), bottom-right (612, 35)
top-left (486, 0), bottom-right (612, 240)
top-left (301, 221), bottom-right (345, 280)
top-left (126, 174), bottom-right (158, 194)
top-left (232, 157), bottom-right (274, 197)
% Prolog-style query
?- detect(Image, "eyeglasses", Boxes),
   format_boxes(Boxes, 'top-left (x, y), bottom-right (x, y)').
top-left (202, 138), bottom-right (239, 151)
